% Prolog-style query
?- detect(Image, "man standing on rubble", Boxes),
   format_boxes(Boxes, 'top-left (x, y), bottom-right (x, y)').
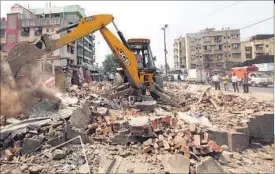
top-left (231, 73), bottom-right (239, 92)
top-left (212, 73), bottom-right (220, 90)
top-left (242, 73), bottom-right (249, 93)
top-left (222, 74), bottom-right (229, 91)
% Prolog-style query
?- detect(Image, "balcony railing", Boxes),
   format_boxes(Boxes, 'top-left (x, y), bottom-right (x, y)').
top-left (255, 49), bottom-right (263, 54)
top-left (20, 17), bottom-right (62, 27)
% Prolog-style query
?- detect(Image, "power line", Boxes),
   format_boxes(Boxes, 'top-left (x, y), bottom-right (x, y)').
top-left (204, 1), bottom-right (241, 17)
top-left (240, 16), bottom-right (275, 30)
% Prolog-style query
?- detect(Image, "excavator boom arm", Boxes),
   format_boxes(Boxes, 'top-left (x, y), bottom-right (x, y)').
top-left (46, 14), bottom-right (141, 88)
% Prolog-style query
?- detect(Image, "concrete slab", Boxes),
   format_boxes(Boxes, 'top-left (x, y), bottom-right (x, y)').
top-left (161, 154), bottom-right (190, 174)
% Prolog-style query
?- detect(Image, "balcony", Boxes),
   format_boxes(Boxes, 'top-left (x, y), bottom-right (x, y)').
top-left (20, 17), bottom-right (62, 27)
top-left (255, 49), bottom-right (263, 54)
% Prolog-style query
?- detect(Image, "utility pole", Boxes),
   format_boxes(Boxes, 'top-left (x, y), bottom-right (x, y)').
top-left (161, 24), bottom-right (168, 75)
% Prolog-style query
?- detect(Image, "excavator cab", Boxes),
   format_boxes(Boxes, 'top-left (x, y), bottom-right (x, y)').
top-left (127, 38), bottom-right (156, 71)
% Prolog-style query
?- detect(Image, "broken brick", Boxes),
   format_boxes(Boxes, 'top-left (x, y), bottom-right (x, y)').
top-left (112, 119), bottom-right (129, 133)
top-left (189, 124), bottom-right (197, 133)
top-left (103, 127), bottom-right (112, 136)
top-left (193, 135), bottom-right (201, 146)
top-left (154, 143), bottom-right (159, 149)
top-left (207, 140), bottom-right (223, 153)
top-left (182, 146), bottom-right (191, 159)
top-left (143, 145), bottom-right (152, 153)
top-left (97, 107), bottom-right (109, 116)
top-left (163, 140), bottom-right (170, 150)
top-left (170, 117), bottom-right (178, 128)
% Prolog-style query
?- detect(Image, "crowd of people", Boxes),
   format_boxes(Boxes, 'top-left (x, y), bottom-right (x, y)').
top-left (209, 73), bottom-right (250, 93)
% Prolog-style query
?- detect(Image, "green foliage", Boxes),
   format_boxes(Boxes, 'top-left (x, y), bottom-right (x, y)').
top-left (102, 54), bottom-right (120, 72)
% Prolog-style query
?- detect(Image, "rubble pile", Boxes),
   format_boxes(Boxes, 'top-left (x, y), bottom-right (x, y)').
top-left (0, 81), bottom-right (274, 174)
top-left (164, 82), bottom-right (274, 131)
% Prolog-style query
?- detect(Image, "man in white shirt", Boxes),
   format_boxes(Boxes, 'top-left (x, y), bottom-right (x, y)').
top-left (231, 73), bottom-right (239, 92)
top-left (212, 73), bottom-right (220, 90)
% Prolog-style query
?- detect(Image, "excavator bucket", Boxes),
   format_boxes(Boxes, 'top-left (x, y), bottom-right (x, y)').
top-left (3, 40), bottom-right (61, 115)
top-left (7, 40), bottom-right (50, 79)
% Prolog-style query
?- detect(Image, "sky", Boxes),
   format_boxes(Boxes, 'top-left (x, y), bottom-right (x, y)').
top-left (0, 1), bottom-right (274, 68)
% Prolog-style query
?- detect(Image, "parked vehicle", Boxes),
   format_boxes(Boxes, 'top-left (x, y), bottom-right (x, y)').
top-left (167, 69), bottom-right (187, 81)
top-left (187, 69), bottom-right (206, 84)
top-left (231, 65), bottom-right (258, 86)
top-left (248, 72), bottom-right (272, 87)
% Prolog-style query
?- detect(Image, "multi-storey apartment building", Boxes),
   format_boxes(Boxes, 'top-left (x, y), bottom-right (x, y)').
top-left (241, 34), bottom-right (274, 61)
top-left (185, 28), bottom-right (241, 71)
top-left (173, 36), bottom-right (186, 69)
top-left (0, 3), bottom-right (96, 70)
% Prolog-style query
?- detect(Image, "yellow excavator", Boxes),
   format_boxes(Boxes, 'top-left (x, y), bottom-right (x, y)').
top-left (6, 14), bottom-right (175, 105)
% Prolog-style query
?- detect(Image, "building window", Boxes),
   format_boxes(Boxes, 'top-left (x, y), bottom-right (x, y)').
top-left (7, 14), bottom-right (17, 29)
top-left (204, 45), bottom-right (211, 51)
top-left (20, 27), bottom-right (30, 36)
top-left (46, 28), bottom-right (49, 32)
top-left (217, 54), bottom-right (222, 59)
top-left (266, 45), bottom-right (269, 48)
top-left (191, 46), bottom-right (195, 51)
top-left (35, 27), bottom-right (42, 36)
top-left (0, 29), bottom-right (5, 37)
top-left (232, 43), bottom-right (239, 49)
top-left (7, 33), bottom-right (16, 42)
top-left (214, 36), bottom-right (222, 42)
top-left (231, 34), bottom-right (239, 39)
top-left (232, 53), bottom-right (241, 58)
top-left (203, 36), bottom-right (211, 43)
top-left (228, 45), bottom-right (230, 48)
top-left (228, 36), bottom-right (230, 39)
top-left (224, 45), bottom-right (227, 48)
top-left (0, 44), bottom-right (5, 51)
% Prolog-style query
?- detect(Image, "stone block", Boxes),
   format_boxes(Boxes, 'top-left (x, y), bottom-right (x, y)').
top-left (207, 130), bottom-right (228, 146)
top-left (196, 156), bottom-right (225, 174)
top-left (161, 154), bottom-right (190, 174)
top-left (228, 132), bottom-right (249, 152)
top-left (21, 138), bottom-right (41, 155)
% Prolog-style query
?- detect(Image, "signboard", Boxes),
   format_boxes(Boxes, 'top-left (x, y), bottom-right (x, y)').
top-left (254, 63), bottom-right (273, 72)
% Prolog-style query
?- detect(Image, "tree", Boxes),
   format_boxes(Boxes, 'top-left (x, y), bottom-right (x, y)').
top-left (102, 54), bottom-right (120, 72)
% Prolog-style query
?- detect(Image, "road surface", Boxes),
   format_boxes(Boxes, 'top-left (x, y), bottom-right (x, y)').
top-left (182, 82), bottom-right (273, 94)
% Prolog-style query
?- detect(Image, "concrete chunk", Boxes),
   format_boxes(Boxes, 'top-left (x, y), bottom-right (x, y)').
top-left (135, 101), bottom-right (157, 112)
top-left (196, 156), bottom-right (225, 174)
top-left (161, 154), bottom-right (190, 174)
top-left (69, 100), bottom-right (92, 129)
top-left (21, 138), bottom-right (41, 155)
top-left (228, 132), bottom-right (249, 152)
